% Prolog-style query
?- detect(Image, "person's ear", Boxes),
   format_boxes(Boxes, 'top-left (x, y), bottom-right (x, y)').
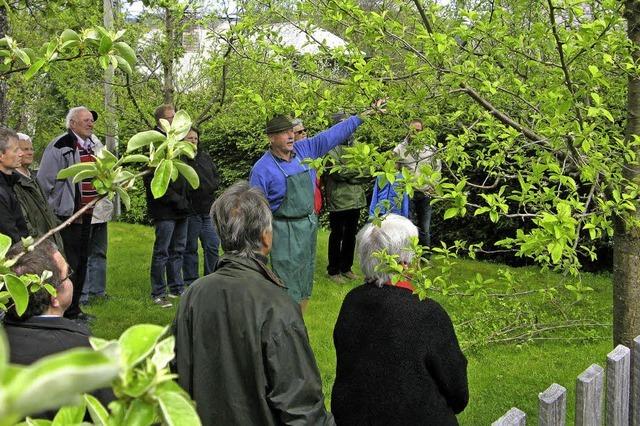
top-left (50, 294), bottom-right (60, 308)
top-left (260, 228), bottom-right (273, 253)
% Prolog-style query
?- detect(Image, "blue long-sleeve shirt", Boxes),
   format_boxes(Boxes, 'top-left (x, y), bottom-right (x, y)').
top-left (250, 116), bottom-right (363, 212)
top-left (369, 175), bottom-right (410, 218)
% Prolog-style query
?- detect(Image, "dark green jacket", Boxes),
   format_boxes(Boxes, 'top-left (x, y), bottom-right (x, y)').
top-left (173, 253), bottom-right (334, 426)
top-left (323, 145), bottom-right (369, 212)
top-left (13, 170), bottom-right (65, 253)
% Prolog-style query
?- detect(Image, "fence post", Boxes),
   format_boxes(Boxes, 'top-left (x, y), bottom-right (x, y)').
top-left (632, 336), bottom-right (640, 426)
top-left (538, 383), bottom-right (566, 426)
top-left (492, 407), bottom-right (526, 426)
top-left (606, 344), bottom-right (631, 426)
top-left (575, 364), bottom-right (604, 426)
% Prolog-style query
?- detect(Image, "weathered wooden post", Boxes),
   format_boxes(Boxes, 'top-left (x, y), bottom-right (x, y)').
top-left (575, 364), bottom-right (604, 426)
top-left (539, 383), bottom-right (566, 425)
top-left (492, 407), bottom-right (527, 426)
top-left (632, 336), bottom-right (640, 425)
top-left (606, 344), bottom-right (630, 426)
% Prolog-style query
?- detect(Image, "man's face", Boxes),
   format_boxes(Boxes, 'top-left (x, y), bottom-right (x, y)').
top-left (292, 124), bottom-right (307, 142)
top-left (70, 109), bottom-right (95, 140)
top-left (185, 130), bottom-right (198, 147)
top-left (269, 128), bottom-right (295, 156)
top-left (161, 108), bottom-right (175, 125)
top-left (409, 121), bottom-right (423, 133)
top-left (53, 251), bottom-right (73, 312)
top-left (0, 138), bottom-right (23, 173)
top-left (18, 139), bottom-right (34, 167)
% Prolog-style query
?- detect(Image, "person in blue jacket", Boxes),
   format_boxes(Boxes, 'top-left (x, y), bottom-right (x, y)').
top-left (369, 173), bottom-right (410, 218)
top-left (250, 100), bottom-right (385, 313)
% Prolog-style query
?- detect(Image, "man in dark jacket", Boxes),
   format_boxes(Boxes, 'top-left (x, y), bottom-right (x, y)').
top-left (144, 104), bottom-right (190, 307)
top-left (182, 128), bottom-right (220, 285)
top-left (3, 239), bottom-right (114, 418)
top-left (173, 181), bottom-right (334, 426)
top-left (0, 127), bottom-right (28, 243)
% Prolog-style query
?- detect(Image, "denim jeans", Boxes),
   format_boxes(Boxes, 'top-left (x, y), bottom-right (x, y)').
top-left (183, 214), bottom-right (220, 285)
top-left (81, 222), bottom-right (108, 303)
top-left (150, 218), bottom-right (188, 298)
top-left (411, 192), bottom-right (433, 249)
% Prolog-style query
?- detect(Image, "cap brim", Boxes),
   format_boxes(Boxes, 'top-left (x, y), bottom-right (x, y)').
top-left (90, 110), bottom-right (99, 121)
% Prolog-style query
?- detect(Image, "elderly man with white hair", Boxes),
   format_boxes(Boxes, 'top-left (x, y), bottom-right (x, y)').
top-left (37, 106), bottom-right (112, 322)
top-left (331, 213), bottom-right (469, 426)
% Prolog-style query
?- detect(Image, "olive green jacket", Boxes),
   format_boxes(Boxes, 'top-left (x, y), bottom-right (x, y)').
top-left (323, 145), bottom-right (369, 212)
top-left (13, 170), bottom-right (65, 253)
top-left (173, 253), bottom-right (334, 426)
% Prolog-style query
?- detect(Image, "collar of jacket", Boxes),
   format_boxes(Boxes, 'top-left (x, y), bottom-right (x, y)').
top-left (0, 171), bottom-right (19, 187)
top-left (3, 315), bottom-right (90, 335)
top-left (218, 253), bottom-right (287, 290)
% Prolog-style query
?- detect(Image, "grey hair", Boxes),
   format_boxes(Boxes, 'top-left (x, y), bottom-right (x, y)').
top-left (0, 127), bottom-right (18, 153)
top-left (291, 118), bottom-right (303, 127)
top-left (65, 106), bottom-right (90, 129)
top-left (210, 180), bottom-right (273, 257)
top-left (357, 214), bottom-right (418, 287)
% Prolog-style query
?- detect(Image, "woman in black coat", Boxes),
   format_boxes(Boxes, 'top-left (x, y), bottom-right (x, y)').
top-left (332, 214), bottom-right (469, 426)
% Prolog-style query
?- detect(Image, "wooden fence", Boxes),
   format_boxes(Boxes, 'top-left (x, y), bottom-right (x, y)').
top-left (492, 336), bottom-right (640, 425)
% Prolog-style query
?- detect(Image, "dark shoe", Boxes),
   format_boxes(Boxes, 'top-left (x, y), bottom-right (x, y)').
top-left (72, 312), bottom-right (96, 323)
top-left (153, 296), bottom-right (173, 308)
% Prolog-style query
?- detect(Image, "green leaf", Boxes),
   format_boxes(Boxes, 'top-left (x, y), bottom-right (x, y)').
top-left (71, 169), bottom-right (99, 184)
top-left (151, 161), bottom-right (173, 199)
top-left (6, 349), bottom-right (119, 418)
top-left (443, 207), bottom-right (458, 220)
top-left (5, 274), bottom-right (29, 316)
top-left (52, 403), bottom-right (85, 426)
top-left (123, 399), bottom-right (156, 426)
top-left (24, 59), bottom-right (46, 81)
top-left (98, 35), bottom-right (112, 55)
top-left (116, 187), bottom-right (131, 211)
top-left (118, 324), bottom-right (167, 368)
top-left (14, 48), bottom-right (31, 66)
top-left (171, 110), bottom-right (192, 141)
top-left (84, 394), bottom-right (108, 426)
top-left (60, 29), bottom-right (80, 43)
top-left (173, 161), bottom-right (199, 189)
top-left (113, 42), bottom-right (136, 65)
top-left (0, 327), bottom-right (8, 382)
top-left (127, 131), bottom-right (166, 153)
top-left (121, 154), bottom-right (150, 163)
top-left (115, 55), bottom-right (132, 74)
top-left (151, 336), bottom-right (175, 371)
top-left (0, 232), bottom-right (11, 258)
top-left (156, 391), bottom-right (202, 426)
top-left (56, 163), bottom-right (96, 180)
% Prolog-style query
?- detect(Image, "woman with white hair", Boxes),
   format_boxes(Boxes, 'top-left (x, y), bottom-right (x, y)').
top-left (331, 214), bottom-right (469, 425)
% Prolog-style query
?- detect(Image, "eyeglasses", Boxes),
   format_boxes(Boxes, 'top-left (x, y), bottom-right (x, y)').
top-left (61, 267), bottom-right (74, 283)
top-left (294, 129), bottom-right (306, 135)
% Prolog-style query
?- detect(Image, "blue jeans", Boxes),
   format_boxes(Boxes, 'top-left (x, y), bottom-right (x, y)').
top-left (150, 218), bottom-right (188, 298)
top-left (183, 214), bottom-right (220, 285)
top-left (411, 192), bottom-right (432, 249)
top-left (81, 222), bottom-right (108, 303)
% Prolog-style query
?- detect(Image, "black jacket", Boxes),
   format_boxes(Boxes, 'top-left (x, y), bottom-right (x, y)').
top-left (173, 253), bottom-right (334, 426)
top-left (143, 172), bottom-right (190, 221)
top-left (187, 150), bottom-right (220, 214)
top-left (3, 316), bottom-right (115, 418)
top-left (332, 284), bottom-right (469, 426)
top-left (0, 171), bottom-right (29, 243)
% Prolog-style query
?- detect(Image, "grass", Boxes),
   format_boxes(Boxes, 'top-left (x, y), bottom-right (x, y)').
top-left (88, 222), bottom-right (614, 424)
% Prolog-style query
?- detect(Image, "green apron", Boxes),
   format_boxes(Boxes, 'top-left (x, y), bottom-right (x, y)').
top-left (269, 153), bottom-right (318, 302)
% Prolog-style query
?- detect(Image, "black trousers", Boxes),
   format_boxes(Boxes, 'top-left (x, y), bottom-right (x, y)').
top-left (59, 216), bottom-right (92, 318)
top-left (327, 208), bottom-right (361, 276)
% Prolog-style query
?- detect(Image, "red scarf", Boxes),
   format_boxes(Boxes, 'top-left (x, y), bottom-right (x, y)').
top-left (383, 280), bottom-right (414, 291)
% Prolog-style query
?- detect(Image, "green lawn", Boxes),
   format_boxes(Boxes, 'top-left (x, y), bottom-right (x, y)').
top-left (88, 222), bottom-right (614, 424)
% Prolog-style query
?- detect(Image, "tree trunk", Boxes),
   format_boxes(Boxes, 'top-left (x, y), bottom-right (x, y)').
top-left (104, 0), bottom-right (120, 217)
top-left (613, 0), bottom-right (640, 348)
top-left (0, 3), bottom-right (8, 125)
top-left (162, 6), bottom-right (176, 105)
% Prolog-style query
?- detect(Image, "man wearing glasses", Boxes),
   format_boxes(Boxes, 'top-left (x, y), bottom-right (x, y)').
top-left (38, 106), bottom-right (112, 322)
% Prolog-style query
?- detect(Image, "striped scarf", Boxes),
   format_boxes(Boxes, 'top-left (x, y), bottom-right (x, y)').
top-left (76, 141), bottom-right (97, 215)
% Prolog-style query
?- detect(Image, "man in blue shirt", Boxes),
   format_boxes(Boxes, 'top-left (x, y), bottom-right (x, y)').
top-left (250, 101), bottom-right (384, 312)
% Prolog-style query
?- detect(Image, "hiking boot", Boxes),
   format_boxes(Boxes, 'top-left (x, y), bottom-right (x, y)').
top-left (153, 296), bottom-right (173, 308)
